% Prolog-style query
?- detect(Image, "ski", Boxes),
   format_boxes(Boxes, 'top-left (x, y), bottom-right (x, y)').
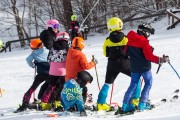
top-left (114, 89), bottom-right (179, 117)
top-left (151, 89), bottom-right (179, 108)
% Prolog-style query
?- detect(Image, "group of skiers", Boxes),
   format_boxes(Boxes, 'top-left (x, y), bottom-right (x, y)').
top-left (15, 15), bottom-right (170, 116)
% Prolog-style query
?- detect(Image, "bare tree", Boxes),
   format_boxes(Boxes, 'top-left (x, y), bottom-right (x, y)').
top-left (0, 0), bottom-right (29, 47)
top-left (0, 0), bottom-right (179, 46)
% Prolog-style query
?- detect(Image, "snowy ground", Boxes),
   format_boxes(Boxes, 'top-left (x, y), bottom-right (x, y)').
top-left (0, 18), bottom-right (180, 120)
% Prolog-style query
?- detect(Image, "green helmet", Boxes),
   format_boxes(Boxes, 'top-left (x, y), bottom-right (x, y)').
top-left (71, 15), bottom-right (77, 21)
top-left (0, 39), bottom-right (3, 48)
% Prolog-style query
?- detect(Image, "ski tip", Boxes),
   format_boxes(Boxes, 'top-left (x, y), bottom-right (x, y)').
top-left (161, 99), bottom-right (167, 102)
top-left (174, 89), bottom-right (179, 93)
top-left (173, 95), bottom-right (179, 99)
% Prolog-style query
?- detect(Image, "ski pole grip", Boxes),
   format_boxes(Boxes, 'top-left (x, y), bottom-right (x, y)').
top-left (92, 55), bottom-right (94, 60)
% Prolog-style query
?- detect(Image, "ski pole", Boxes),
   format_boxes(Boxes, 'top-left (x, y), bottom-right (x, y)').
top-left (92, 55), bottom-right (101, 91)
top-left (168, 61), bottom-right (180, 79)
top-left (33, 65), bottom-right (37, 102)
top-left (110, 83), bottom-right (114, 105)
top-left (156, 64), bottom-right (162, 74)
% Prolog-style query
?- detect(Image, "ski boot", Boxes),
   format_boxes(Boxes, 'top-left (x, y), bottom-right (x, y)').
top-left (132, 98), bottom-right (139, 109)
top-left (14, 104), bottom-right (28, 113)
top-left (53, 101), bottom-right (64, 112)
top-left (115, 106), bottom-right (134, 116)
top-left (122, 103), bottom-right (135, 112)
top-left (41, 102), bottom-right (52, 111)
top-left (97, 103), bottom-right (115, 111)
top-left (28, 99), bottom-right (41, 110)
top-left (138, 102), bottom-right (153, 111)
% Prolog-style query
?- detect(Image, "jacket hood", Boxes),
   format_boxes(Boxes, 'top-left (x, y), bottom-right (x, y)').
top-left (109, 31), bottom-right (125, 43)
top-left (68, 48), bottom-right (82, 59)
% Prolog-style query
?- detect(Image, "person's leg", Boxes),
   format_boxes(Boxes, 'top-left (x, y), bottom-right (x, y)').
top-left (23, 74), bottom-right (46, 105)
top-left (121, 68), bottom-right (141, 105)
top-left (38, 80), bottom-right (49, 100)
top-left (41, 75), bottom-right (57, 103)
top-left (122, 73), bottom-right (141, 112)
top-left (51, 76), bottom-right (65, 111)
top-left (15, 74), bottom-right (45, 112)
top-left (139, 70), bottom-right (152, 103)
top-left (97, 69), bottom-right (119, 104)
top-left (97, 69), bottom-right (119, 111)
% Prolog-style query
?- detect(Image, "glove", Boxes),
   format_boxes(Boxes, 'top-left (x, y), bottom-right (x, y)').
top-left (159, 55), bottom-right (169, 64)
top-left (80, 111), bottom-right (87, 116)
top-left (92, 58), bottom-right (98, 65)
top-left (32, 60), bottom-right (37, 68)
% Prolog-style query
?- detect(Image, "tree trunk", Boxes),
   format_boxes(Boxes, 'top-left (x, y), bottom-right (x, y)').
top-left (11, 0), bottom-right (26, 47)
top-left (62, 0), bottom-right (73, 31)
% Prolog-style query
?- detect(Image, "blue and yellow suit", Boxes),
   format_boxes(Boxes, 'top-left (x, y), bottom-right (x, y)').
top-left (61, 79), bottom-right (85, 112)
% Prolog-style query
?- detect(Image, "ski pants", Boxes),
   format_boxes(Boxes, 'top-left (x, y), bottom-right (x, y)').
top-left (123, 70), bottom-right (152, 104)
top-left (97, 69), bottom-right (141, 104)
top-left (41, 75), bottom-right (65, 103)
top-left (23, 73), bottom-right (49, 105)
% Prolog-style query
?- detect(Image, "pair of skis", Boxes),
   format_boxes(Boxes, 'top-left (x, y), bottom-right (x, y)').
top-left (116, 89), bottom-right (179, 117)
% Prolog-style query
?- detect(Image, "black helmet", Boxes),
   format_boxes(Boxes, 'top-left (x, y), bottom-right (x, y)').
top-left (137, 24), bottom-right (155, 38)
top-left (76, 71), bottom-right (93, 87)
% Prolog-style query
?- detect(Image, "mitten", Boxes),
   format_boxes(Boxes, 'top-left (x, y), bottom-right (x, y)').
top-left (159, 55), bottom-right (169, 64)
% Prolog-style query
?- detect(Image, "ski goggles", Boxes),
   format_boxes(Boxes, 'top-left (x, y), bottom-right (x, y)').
top-left (53, 24), bottom-right (59, 29)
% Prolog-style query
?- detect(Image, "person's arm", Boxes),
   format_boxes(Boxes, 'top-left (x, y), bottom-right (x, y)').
top-left (141, 39), bottom-right (159, 63)
top-left (79, 53), bottom-right (95, 70)
top-left (26, 53), bottom-right (35, 68)
top-left (103, 40), bottom-right (109, 57)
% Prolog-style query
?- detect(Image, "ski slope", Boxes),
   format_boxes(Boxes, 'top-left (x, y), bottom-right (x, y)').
top-left (0, 18), bottom-right (180, 120)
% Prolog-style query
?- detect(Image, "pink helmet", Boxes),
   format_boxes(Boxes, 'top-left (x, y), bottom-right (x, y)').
top-left (46, 19), bottom-right (59, 29)
top-left (56, 32), bottom-right (70, 41)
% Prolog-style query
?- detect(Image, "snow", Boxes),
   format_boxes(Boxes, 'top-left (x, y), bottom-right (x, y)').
top-left (0, 18), bottom-right (180, 120)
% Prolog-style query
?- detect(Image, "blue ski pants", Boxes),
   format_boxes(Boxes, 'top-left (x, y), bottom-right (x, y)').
top-left (123, 70), bottom-right (152, 104)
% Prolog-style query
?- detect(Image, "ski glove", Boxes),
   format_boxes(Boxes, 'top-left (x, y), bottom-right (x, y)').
top-left (159, 55), bottom-right (169, 64)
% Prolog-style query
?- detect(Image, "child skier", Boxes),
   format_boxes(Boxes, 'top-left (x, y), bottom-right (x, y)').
top-left (15, 39), bottom-right (50, 113)
top-left (121, 24), bottom-right (169, 113)
top-left (41, 32), bottom-right (69, 111)
top-left (70, 15), bottom-right (80, 43)
top-left (40, 19), bottom-right (59, 49)
top-left (61, 71), bottom-right (93, 116)
top-left (96, 17), bottom-right (141, 111)
top-left (65, 37), bottom-right (97, 82)
top-left (38, 19), bottom-right (60, 103)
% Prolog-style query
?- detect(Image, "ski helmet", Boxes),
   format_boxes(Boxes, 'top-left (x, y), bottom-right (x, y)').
top-left (72, 37), bottom-right (84, 50)
top-left (107, 17), bottom-right (123, 33)
top-left (76, 71), bottom-right (93, 87)
top-left (56, 32), bottom-right (70, 41)
top-left (30, 39), bottom-right (43, 49)
top-left (71, 15), bottom-right (77, 21)
top-left (137, 24), bottom-right (155, 38)
top-left (46, 19), bottom-right (60, 29)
